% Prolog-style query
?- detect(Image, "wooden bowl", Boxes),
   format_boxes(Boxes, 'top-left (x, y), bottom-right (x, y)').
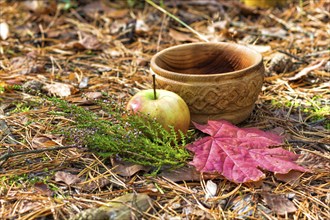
top-left (150, 42), bottom-right (264, 124)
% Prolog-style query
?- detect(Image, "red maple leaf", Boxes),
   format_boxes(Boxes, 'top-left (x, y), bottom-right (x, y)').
top-left (186, 120), bottom-right (309, 183)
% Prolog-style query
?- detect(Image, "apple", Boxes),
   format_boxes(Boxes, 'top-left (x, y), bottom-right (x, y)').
top-left (126, 89), bottom-right (190, 134)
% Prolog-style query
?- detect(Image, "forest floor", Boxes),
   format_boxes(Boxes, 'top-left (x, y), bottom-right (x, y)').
top-left (0, 0), bottom-right (329, 219)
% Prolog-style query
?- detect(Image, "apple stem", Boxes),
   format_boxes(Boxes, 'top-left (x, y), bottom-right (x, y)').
top-left (152, 73), bottom-right (157, 100)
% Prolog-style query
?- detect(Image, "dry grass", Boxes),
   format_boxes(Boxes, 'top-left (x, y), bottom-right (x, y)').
top-left (0, 0), bottom-right (329, 219)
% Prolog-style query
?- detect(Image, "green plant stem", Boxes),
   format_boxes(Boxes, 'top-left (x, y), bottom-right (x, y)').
top-left (145, 0), bottom-right (208, 42)
top-left (152, 74), bottom-right (157, 100)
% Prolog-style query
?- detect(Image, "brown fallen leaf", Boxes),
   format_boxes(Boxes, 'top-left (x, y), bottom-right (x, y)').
top-left (111, 158), bottom-right (151, 177)
top-left (42, 82), bottom-right (73, 97)
top-left (79, 35), bottom-right (104, 50)
top-left (31, 134), bottom-right (63, 149)
top-left (8, 56), bottom-right (45, 75)
top-left (55, 171), bottom-right (81, 186)
top-left (81, 1), bottom-right (128, 19)
top-left (275, 170), bottom-right (304, 185)
top-left (159, 165), bottom-right (220, 182)
top-left (63, 34), bottom-right (104, 50)
top-left (81, 1), bottom-right (111, 15)
top-left (262, 193), bottom-right (297, 215)
top-left (268, 126), bottom-right (293, 141)
top-left (33, 182), bottom-right (53, 196)
top-left (107, 8), bottom-right (129, 19)
top-left (79, 177), bottom-right (111, 193)
top-left (169, 28), bottom-right (199, 42)
top-left (84, 91), bottom-right (103, 100)
top-left (18, 200), bottom-right (43, 214)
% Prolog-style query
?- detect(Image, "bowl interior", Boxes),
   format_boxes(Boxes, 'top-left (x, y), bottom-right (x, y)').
top-left (153, 43), bottom-right (261, 75)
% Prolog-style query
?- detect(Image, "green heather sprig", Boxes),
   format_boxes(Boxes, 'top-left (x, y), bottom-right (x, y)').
top-left (50, 98), bottom-right (193, 172)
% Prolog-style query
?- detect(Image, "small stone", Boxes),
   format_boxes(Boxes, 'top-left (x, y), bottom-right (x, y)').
top-left (287, 193), bottom-right (295, 200)
top-left (324, 61), bottom-right (330, 72)
top-left (79, 77), bottom-right (89, 89)
top-left (205, 180), bottom-right (217, 199)
top-left (170, 202), bottom-right (181, 209)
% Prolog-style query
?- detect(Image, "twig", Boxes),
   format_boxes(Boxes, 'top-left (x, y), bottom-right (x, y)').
top-left (277, 50), bottom-right (309, 64)
top-left (304, 50), bottom-right (330, 57)
top-left (156, 13), bottom-right (167, 52)
top-left (0, 145), bottom-right (80, 167)
top-left (287, 59), bottom-right (325, 81)
top-left (145, 0), bottom-right (208, 42)
top-left (288, 140), bottom-right (330, 152)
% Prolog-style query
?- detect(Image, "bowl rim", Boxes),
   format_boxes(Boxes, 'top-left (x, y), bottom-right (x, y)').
top-left (150, 42), bottom-right (263, 78)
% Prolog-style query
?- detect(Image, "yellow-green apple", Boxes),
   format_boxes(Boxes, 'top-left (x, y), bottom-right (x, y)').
top-left (126, 89), bottom-right (190, 134)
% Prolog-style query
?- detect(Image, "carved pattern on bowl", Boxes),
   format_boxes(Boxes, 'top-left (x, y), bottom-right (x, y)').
top-left (157, 73), bottom-right (263, 115)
